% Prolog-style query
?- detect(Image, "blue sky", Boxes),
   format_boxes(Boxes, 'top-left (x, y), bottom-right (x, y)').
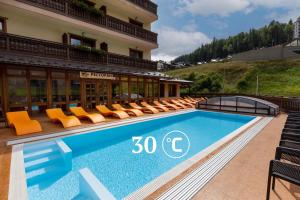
top-left (151, 0), bottom-right (300, 61)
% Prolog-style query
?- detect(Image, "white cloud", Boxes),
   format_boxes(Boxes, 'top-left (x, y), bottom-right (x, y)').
top-left (152, 27), bottom-right (211, 62)
top-left (177, 0), bottom-right (300, 20)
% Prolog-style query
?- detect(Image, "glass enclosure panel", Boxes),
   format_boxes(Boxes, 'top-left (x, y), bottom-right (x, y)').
top-left (70, 80), bottom-right (80, 102)
top-left (0, 73), bottom-right (2, 117)
top-left (30, 79), bottom-right (47, 103)
top-left (8, 77), bottom-right (27, 106)
top-left (52, 79), bottom-right (66, 102)
top-left (154, 83), bottom-right (159, 98)
top-left (160, 84), bottom-right (165, 98)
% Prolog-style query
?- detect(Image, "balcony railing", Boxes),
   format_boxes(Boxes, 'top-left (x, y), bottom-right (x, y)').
top-left (16, 0), bottom-right (158, 43)
top-left (126, 0), bottom-right (157, 15)
top-left (0, 33), bottom-right (157, 70)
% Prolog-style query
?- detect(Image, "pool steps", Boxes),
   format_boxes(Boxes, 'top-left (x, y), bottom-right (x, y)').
top-left (23, 140), bottom-right (72, 186)
top-left (79, 168), bottom-right (116, 200)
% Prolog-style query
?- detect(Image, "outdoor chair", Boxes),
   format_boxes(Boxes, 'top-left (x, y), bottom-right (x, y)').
top-left (96, 105), bottom-right (129, 119)
top-left (130, 102), bottom-right (159, 114)
top-left (112, 104), bottom-right (144, 117)
top-left (70, 107), bottom-right (105, 124)
top-left (46, 108), bottom-right (81, 128)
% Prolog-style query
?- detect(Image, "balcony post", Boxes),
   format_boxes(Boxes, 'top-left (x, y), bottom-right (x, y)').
top-left (6, 35), bottom-right (9, 50)
top-left (65, 1), bottom-right (69, 15)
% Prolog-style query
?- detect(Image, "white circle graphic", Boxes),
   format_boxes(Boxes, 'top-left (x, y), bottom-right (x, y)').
top-left (162, 130), bottom-right (190, 159)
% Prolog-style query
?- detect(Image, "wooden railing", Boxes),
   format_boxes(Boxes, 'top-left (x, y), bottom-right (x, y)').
top-left (16, 0), bottom-right (158, 43)
top-left (193, 93), bottom-right (300, 112)
top-left (0, 33), bottom-right (158, 70)
top-left (126, 0), bottom-right (157, 15)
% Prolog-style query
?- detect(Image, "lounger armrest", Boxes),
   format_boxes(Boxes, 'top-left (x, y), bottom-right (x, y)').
top-left (275, 146), bottom-right (300, 164)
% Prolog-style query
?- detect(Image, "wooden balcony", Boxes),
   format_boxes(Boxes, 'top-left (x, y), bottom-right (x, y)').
top-left (16, 0), bottom-right (158, 44)
top-left (126, 0), bottom-right (157, 15)
top-left (0, 33), bottom-right (158, 70)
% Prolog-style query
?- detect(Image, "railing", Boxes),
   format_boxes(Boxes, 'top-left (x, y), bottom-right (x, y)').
top-left (16, 0), bottom-right (158, 43)
top-left (126, 0), bottom-right (157, 15)
top-left (194, 93), bottom-right (300, 112)
top-left (0, 33), bottom-right (157, 70)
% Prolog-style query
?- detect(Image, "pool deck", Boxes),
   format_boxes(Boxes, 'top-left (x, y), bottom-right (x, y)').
top-left (0, 112), bottom-right (299, 200)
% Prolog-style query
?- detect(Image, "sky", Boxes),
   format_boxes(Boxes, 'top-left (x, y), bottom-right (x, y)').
top-left (151, 0), bottom-right (300, 62)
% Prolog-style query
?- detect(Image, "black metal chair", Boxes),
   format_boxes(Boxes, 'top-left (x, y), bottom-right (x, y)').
top-left (266, 147), bottom-right (300, 200)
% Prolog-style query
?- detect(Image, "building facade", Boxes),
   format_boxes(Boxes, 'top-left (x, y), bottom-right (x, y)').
top-left (294, 18), bottom-right (300, 39)
top-left (0, 0), bottom-right (182, 119)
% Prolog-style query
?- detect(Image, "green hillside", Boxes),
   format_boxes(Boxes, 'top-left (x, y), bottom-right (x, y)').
top-left (166, 59), bottom-right (300, 97)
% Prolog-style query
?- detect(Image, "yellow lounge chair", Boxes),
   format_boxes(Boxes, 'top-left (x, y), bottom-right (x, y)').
top-left (129, 102), bottom-right (159, 114)
top-left (161, 100), bottom-right (181, 110)
top-left (152, 101), bottom-right (170, 112)
top-left (46, 108), bottom-right (81, 128)
top-left (112, 104), bottom-right (144, 117)
top-left (169, 99), bottom-right (187, 109)
top-left (6, 111), bottom-right (42, 135)
top-left (177, 99), bottom-right (194, 108)
top-left (70, 107), bottom-right (105, 124)
top-left (140, 102), bottom-right (164, 113)
top-left (96, 105), bottom-right (129, 119)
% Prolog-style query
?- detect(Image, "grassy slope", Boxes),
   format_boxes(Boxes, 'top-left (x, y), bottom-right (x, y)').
top-left (166, 59), bottom-right (300, 97)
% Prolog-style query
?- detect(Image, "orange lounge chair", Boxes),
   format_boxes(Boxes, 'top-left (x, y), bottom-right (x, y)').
top-left (177, 99), bottom-right (194, 108)
top-left (112, 104), bottom-right (144, 117)
top-left (139, 102), bottom-right (163, 113)
top-left (96, 105), bottom-right (129, 119)
top-left (170, 99), bottom-right (187, 109)
top-left (46, 108), bottom-right (81, 128)
top-left (183, 98), bottom-right (196, 104)
top-left (6, 111), bottom-right (42, 135)
top-left (70, 107), bottom-right (105, 124)
top-left (152, 101), bottom-right (170, 112)
top-left (129, 102), bottom-right (159, 114)
top-left (161, 100), bottom-right (181, 110)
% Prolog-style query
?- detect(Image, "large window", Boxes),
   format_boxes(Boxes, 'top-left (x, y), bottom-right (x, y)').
top-left (7, 69), bottom-right (28, 110)
top-left (130, 77), bottom-right (138, 99)
top-left (112, 81), bottom-right (120, 101)
top-left (120, 77), bottom-right (128, 101)
top-left (0, 69), bottom-right (3, 117)
top-left (69, 73), bottom-right (80, 102)
top-left (138, 78), bottom-right (144, 98)
top-left (160, 83), bottom-right (165, 98)
top-left (168, 84), bottom-right (177, 97)
top-left (30, 70), bottom-right (47, 104)
top-left (153, 80), bottom-right (159, 99)
top-left (52, 72), bottom-right (66, 105)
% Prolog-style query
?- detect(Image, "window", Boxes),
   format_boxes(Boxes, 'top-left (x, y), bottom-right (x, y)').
top-left (130, 49), bottom-right (143, 59)
top-left (154, 81), bottom-right (159, 99)
top-left (8, 77), bottom-right (27, 107)
top-left (138, 78), bottom-right (144, 98)
top-left (52, 72), bottom-right (66, 103)
top-left (168, 84), bottom-right (177, 97)
top-left (0, 17), bottom-right (6, 32)
top-left (30, 70), bottom-right (47, 104)
top-left (0, 69), bottom-right (3, 117)
top-left (70, 34), bottom-right (96, 48)
top-left (100, 42), bottom-right (108, 52)
top-left (112, 80), bottom-right (120, 100)
top-left (120, 81), bottom-right (128, 101)
top-left (130, 78), bottom-right (138, 99)
top-left (129, 18), bottom-right (143, 28)
top-left (145, 79), bottom-right (153, 98)
top-left (160, 83), bottom-right (165, 98)
top-left (100, 6), bottom-right (107, 15)
top-left (69, 73), bottom-right (80, 102)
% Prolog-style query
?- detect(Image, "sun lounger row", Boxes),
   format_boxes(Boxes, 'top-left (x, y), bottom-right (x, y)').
top-left (266, 111), bottom-right (300, 200)
top-left (6, 97), bottom-right (204, 136)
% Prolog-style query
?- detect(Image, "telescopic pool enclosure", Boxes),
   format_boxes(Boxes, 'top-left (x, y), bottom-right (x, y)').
top-left (197, 96), bottom-right (280, 116)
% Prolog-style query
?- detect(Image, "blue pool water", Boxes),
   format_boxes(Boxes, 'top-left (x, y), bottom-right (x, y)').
top-left (25, 111), bottom-right (255, 200)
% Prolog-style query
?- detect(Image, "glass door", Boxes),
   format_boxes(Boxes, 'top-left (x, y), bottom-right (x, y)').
top-left (85, 82), bottom-right (97, 110)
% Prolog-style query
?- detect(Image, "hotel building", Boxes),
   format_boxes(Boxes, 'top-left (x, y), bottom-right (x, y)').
top-left (294, 18), bottom-right (300, 39)
top-left (0, 0), bottom-right (185, 120)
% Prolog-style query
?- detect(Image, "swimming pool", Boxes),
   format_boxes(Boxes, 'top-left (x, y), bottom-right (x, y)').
top-left (22, 110), bottom-right (256, 200)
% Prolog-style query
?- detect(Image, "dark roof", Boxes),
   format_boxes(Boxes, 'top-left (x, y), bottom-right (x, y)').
top-left (0, 52), bottom-right (168, 78)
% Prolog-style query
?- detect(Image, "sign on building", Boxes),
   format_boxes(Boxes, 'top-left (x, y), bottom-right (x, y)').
top-left (80, 72), bottom-right (117, 80)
